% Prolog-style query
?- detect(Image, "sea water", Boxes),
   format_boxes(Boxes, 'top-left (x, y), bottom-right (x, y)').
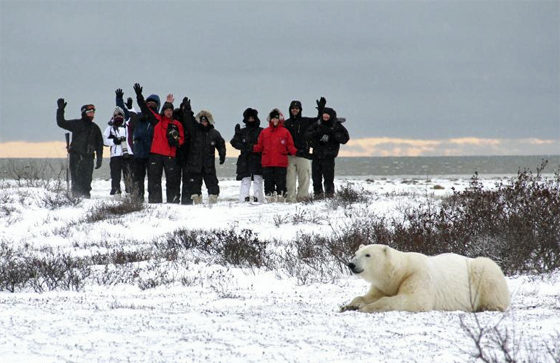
top-left (1, 155), bottom-right (558, 181)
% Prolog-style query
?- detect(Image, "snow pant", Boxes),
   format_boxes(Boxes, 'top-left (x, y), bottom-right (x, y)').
top-left (286, 155), bottom-right (311, 202)
top-left (109, 156), bottom-right (132, 195)
top-left (181, 166), bottom-right (220, 205)
top-left (132, 157), bottom-right (148, 201)
top-left (69, 152), bottom-right (94, 198)
top-left (262, 167), bottom-right (287, 197)
top-left (312, 157), bottom-right (336, 197)
top-left (147, 153), bottom-right (180, 204)
top-left (239, 174), bottom-right (264, 202)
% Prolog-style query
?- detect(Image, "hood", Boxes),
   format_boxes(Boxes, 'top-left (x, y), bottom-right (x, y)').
top-left (160, 102), bottom-right (174, 116)
top-left (146, 94), bottom-right (161, 113)
top-left (288, 100), bottom-right (302, 118)
top-left (80, 104), bottom-right (95, 118)
top-left (267, 108), bottom-right (285, 127)
top-left (195, 110), bottom-right (215, 125)
top-left (242, 108), bottom-right (261, 127)
top-left (321, 107), bottom-right (337, 126)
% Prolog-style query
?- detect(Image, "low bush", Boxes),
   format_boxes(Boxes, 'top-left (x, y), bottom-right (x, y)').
top-left (86, 195), bottom-right (145, 223)
top-left (386, 162), bottom-right (560, 274)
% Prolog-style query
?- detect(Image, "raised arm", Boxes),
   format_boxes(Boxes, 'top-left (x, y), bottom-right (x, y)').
top-left (115, 88), bottom-right (130, 120)
top-left (133, 83), bottom-right (158, 125)
top-left (56, 98), bottom-right (76, 131)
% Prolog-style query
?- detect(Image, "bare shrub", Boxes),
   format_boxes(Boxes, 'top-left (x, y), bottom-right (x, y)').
top-left (42, 191), bottom-right (82, 210)
top-left (459, 312), bottom-right (560, 363)
top-left (85, 195), bottom-right (145, 223)
top-left (328, 183), bottom-right (370, 209)
top-left (0, 243), bottom-right (91, 292)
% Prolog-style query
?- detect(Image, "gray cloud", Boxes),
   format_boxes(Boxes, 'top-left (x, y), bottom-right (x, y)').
top-left (1, 0), bottom-right (558, 150)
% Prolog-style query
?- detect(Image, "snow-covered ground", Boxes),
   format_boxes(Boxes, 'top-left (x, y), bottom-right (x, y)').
top-left (1, 176), bottom-right (559, 363)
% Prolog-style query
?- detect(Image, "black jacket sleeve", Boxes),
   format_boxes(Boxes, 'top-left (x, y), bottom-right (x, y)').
top-left (216, 131), bottom-right (226, 162)
top-left (56, 109), bottom-right (78, 132)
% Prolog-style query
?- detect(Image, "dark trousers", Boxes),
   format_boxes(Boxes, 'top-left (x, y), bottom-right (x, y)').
top-left (69, 152), bottom-right (94, 198)
top-left (147, 153), bottom-right (180, 203)
top-left (262, 167), bottom-right (287, 196)
top-left (181, 166), bottom-right (220, 204)
top-left (312, 158), bottom-right (336, 196)
top-left (109, 156), bottom-right (132, 194)
top-left (132, 158), bottom-right (148, 200)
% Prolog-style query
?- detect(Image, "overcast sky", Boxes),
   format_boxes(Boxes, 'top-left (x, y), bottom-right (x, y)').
top-left (0, 0), bottom-right (558, 157)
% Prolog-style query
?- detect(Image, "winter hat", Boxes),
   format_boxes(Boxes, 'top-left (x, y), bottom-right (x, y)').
top-left (195, 110), bottom-right (215, 125)
top-left (243, 107), bottom-right (259, 121)
top-left (289, 100), bottom-right (302, 111)
top-left (113, 106), bottom-right (125, 118)
top-left (81, 104), bottom-right (95, 114)
top-left (161, 102), bottom-right (174, 114)
top-left (267, 108), bottom-right (285, 123)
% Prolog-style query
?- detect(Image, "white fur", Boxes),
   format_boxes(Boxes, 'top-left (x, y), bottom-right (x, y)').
top-left (342, 244), bottom-right (510, 313)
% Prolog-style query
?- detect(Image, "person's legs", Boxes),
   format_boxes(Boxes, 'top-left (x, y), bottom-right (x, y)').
top-left (148, 154), bottom-right (163, 203)
top-left (275, 167), bottom-right (288, 199)
top-left (132, 158), bottom-right (147, 201)
top-left (122, 158), bottom-right (133, 194)
top-left (203, 169), bottom-right (220, 196)
top-left (323, 158), bottom-right (336, 197)
top-left (239, 176), bottom-right (251, 202)
top-left (188, 172), bottom-right (203, 203)
top-left (181, 168), bottom-right (192, 205)
top-left (253, 174), bottom-right (264, 203)
top-left (285, 155), bottom-right (297, 202)
top-left (296, 157), bottom-right (311, 200)
top-left (110, 156), bottom-right (122, 195)
top-left (312, 159), bottom-right (324, 197)
top-left (163, 156), bottom-right (180, 203)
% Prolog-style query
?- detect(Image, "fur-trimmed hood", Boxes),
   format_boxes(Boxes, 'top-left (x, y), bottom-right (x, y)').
top-left (195, 110), bottom-right (215, 125)
top-left (266, 108), bottom-right (285, 127)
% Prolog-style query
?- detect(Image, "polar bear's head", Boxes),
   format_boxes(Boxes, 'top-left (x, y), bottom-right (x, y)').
top-left (347, 244), bottom-right (391, 283)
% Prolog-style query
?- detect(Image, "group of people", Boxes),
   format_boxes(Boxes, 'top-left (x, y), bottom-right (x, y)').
top-left (56, 85), bottom-right (350, 204)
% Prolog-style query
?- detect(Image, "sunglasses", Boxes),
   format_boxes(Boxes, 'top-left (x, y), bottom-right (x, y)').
top-left (85, 109), bottom-right (96, 114)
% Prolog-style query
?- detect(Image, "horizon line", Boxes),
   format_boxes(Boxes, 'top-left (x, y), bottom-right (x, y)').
top-left (0, 137), bottom-right (559, 158)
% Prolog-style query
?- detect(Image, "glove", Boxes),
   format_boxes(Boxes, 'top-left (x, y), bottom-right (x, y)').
top-left (320, 134), bottom-right (329, 143)
top-left (115, 88), bottom-right (124, 99)
top-left (125, 97), bottom-right (133, 110)
top-left (57, 98), bottom-right (67, 110)
top-left (182, 97), bottom-right (191, 111)
top-left (316, 97), bottom-right (326, 114)
top-left (219, 157), bottom-right (225, 165)
top-left (113, 138), bottom-right (122, 145)
top-left (133, 83), bottom-right (143, 96)
top-left (235, 123), bottom-right (241, 134)
top-left (95, 158), bottom-right (102, 169)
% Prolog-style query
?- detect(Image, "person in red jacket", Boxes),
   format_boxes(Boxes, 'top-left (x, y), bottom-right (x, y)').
top-left (133, 83), bottom-right (185, 203)
top-left (252, 108), bottom-right (297, 202)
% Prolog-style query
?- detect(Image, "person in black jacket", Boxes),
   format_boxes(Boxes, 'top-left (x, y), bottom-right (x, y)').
top-left (56, 99), bottom-right (104, 198)
top-left (127, 93), bottom-right (159, 202)
top-left (284, 98), bottom-right (325, 202)
top-left (180, 97), bottom-right (226, 205)
top-left (305, 107), bottom-right (350, 198)
top-left (230, 108), bottom-right (264, 203)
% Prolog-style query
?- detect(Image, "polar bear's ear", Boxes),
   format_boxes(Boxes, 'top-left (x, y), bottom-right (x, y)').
top-left (359, 244), bottom-right (365, 249)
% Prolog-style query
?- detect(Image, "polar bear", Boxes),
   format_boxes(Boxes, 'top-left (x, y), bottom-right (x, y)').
top-left (341, 244), bottom-right (510, 313)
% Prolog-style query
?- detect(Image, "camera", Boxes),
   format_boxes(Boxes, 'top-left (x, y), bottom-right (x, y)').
top-left (120, 137), bottom-right (130, 158)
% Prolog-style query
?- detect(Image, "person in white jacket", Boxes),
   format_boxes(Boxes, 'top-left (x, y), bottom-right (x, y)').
top-left (103, 106), bottom-right (134, 196)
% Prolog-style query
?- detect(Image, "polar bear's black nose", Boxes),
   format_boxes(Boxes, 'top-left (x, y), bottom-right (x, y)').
top-left (348, 262), bottom-right (356, 270)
